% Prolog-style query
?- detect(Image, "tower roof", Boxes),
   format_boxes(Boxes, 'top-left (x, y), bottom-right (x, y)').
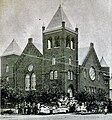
top-left (2, 39), bottom-right (22, 56)
top-left (46, 5), bottom-right (73, 30)
top-left (100, 57), bottom-right (108, 67)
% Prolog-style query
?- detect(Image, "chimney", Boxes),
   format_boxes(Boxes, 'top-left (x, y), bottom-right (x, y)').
top-left (28, 38), bottom-right (33, 43)
top-left (42, 26), bottom-right (45, 31)
top-left (90, 43), bottom-right (94, 47)
top-left (75, 27), bottom-right (78, 33)
top-left (62, 21), bottom-right (65, 28)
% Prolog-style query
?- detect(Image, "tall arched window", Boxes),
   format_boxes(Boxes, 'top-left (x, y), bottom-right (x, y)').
top-left (54, 71), bottom-right (58, 79)
top-left (50, 71), bottom-right (53, 80)
top-left (47, 37), bottom-right (52, 49)
top-left (71, 38), bottom-right (75, 49)
top-left (48, 40), bottom-right (51, 49)
top-left (25, 74), bottom-right (30, 91)
top-left (69, 57), bottom-right (72, 65)
top-left (31, 73), bottom-right (36, 90)
top-left (66, 36), bottom-right (70, 48)
top-left (71, 71), bottom-right (73, 80)
top-left (6, 65), bottom-right (9, 72)
top-left (68, 71), bottom-right (70, 79)
top-left (71, 40), bottom-right (73, 49)
top-left (54, 36), bottom-right (60, 47)
top-left (52, 58), bottom-right (56, 65)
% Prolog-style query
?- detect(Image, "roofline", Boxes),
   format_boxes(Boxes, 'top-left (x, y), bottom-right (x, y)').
top-left (1, 53), bottom-right (21, 57)
top-left (43, 26), bottom-right (77, 35)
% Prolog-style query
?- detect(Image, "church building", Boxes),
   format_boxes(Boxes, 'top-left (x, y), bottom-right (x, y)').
top-left (1, 5), bottom-right (109, 98)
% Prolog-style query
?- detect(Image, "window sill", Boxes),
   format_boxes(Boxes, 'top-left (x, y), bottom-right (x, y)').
top-left (54, 47), bottom-right (60, 48)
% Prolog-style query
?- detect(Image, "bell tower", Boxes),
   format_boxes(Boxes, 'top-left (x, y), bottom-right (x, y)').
top-left (42, 5), bottom-right (78, 97)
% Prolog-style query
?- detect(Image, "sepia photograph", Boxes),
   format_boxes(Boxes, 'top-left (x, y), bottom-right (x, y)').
top-left (0, 0), bottom-right (112, 120)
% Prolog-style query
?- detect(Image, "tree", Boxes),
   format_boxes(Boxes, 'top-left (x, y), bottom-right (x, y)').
top-left (75, 91), bottom-right (89, 103)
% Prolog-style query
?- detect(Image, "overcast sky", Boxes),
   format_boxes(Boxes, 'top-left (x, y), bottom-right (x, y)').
top-left (0, 0), bottom-right (112, 75)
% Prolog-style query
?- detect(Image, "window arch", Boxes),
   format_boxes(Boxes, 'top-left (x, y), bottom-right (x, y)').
top-left (66, 36), bottom-right (70, 48)
top-left (50, 71), bottom-right (53, 80)
top-left (47, 37), bottom-right (52, 49)
top-left (54, 36), bottom-right (60, 47)
top-left (31, 73), bottom-right (36, 90)
top-left (25, 74), bottom-right (30, 91)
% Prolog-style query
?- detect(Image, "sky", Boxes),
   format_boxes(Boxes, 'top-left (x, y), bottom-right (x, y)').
top-left (0, 0), bottom-right (112, 75)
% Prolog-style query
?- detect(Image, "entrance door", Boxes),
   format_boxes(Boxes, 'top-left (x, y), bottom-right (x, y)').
top-left (67, 86), bottom-right (73, 97)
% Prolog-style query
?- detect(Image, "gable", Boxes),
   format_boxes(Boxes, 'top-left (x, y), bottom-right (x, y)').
top-left (80, 44), bottom-right (101, 70)
top-left (15, 41), bottom-right (43, 69)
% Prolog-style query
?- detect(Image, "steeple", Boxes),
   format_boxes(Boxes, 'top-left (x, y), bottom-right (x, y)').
top-left (100, 56), bottom-right (108, 67)
top-left (2, 39), bottom-right (22, 56)
top-left (46, 5), bottom-right (73, 30)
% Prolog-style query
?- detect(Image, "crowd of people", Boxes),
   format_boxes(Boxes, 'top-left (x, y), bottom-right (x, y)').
top-left (13, 98), bottom-right (110, 115)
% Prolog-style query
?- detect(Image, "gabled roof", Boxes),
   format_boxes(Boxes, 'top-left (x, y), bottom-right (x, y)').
top-left (100, 57), bottom-right (108, 67)
top-left (15, 38), bottom-right (43, 68)
top-left (78, 47), bottom-right (90, 65)
top-left (22, 38), bottom-right (42, 57)
top-left (2, 39), bottom-right (22, 56)
top-left (46, 5), bottom-right (73, 30)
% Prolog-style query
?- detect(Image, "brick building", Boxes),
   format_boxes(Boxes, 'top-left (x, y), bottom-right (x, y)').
top-left (1, 6), bottom-right (109, 98)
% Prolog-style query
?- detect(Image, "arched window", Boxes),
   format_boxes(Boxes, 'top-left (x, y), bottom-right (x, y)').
top-left (66, 36), bottom-right (70, 48)
top-left (52, 58), bottom-right (56, 65)
top-left (47, 37), bottom-right (52, 49)
top-left (54, 71), bottom-right (58, 79)
top-left (71, 71), bottom-right (73, 80)
top-left (68, 71), bottom-right (70, 79)
top-left (31, 73), bottom-right (36, 90)
top-left (71, 38), bottom-right (75, 49)
top-left (54, 36), bottom-right (60, 47)
top-left (6, 65), bottom-right (9, 72)
top-left (25, 74), bottom-right (30, 91)
top-left (69, 57), bottom-right (72, 65)
top-left (50, 71), bottom-right (53, 80)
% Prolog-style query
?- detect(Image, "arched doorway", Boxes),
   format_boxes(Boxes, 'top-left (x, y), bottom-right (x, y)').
top-left (67, 85), bottom-right (74, 98)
